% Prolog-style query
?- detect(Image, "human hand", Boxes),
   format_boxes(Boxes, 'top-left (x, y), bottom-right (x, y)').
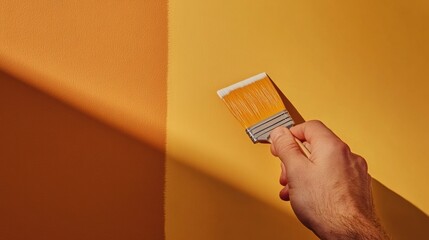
top-left (269, 120), bottom-right (388, 240)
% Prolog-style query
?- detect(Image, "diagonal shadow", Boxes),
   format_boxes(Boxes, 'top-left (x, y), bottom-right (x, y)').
top-left (0, 70), bottom-right (165, 240)
top-left (0, 69), bottom-right (315, 240)
top-left (269, 77), bottom-right (429, 238)
top-left (1, 69), bottom-right (428, 239)
top-left (372, 179), bottom-right (429, 239)
top-left (166, 158), bottom-right (317, 240)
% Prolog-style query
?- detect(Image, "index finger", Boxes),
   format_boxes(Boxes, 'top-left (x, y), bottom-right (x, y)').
top-left (290, 120), bottom-right (341, 144)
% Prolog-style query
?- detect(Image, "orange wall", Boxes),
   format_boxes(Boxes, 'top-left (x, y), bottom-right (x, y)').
top-left (0, 1), bottom-right (167, 239)
top-left (0, 0), bottom-right (168, 149)
top-left (0, 71), bottom-right (164, 239)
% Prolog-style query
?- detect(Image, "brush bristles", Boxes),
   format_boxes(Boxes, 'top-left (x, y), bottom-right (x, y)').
top-left (218, 73), bottom-right (285, 128)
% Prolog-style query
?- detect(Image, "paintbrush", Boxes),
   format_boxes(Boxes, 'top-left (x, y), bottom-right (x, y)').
top-left (217, 72), bottom-right (310, 157)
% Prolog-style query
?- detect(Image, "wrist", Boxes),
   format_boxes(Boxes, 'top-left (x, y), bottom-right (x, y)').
top-left (313, 210), bottom-right (389, 240)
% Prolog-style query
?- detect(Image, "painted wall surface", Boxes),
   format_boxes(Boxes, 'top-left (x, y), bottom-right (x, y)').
top-left (0, 0), bottom-right (428, 240)
top-left (0, 1), bottom-right (167, 149)
top-left (0, 1), bottom-right (167, 239)
top-left (0, 71), bottom-right (165, 239)
top-left (167, 0), bottom-right (429, 239)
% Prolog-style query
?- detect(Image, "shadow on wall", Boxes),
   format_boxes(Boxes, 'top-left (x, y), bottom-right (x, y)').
top-left (0, 70), bottom-right (427, 240)
top-left (166, 159), bottom-right (317, 240)
top-left (373, 179), bottom-right (429, 239)
top-left (0, 71), bottom-right (164, 240)
top-left (0, 70), bottom-right (315, 240)
top-left (273, 78), bottom-right (429, 238)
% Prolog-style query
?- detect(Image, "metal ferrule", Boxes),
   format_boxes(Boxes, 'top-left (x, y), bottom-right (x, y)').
top-left (245, 110), bottom-right (294, 143)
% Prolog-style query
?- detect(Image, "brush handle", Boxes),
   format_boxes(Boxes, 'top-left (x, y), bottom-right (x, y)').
top-left (294, 138), bottom-right (311, 158)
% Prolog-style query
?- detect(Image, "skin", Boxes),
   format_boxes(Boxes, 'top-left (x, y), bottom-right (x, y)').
top-left (269, 120), bottom-right (389, 240)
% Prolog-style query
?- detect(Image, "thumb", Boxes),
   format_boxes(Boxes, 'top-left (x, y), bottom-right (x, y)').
top-left (269, 127), bottom-right (309, 169)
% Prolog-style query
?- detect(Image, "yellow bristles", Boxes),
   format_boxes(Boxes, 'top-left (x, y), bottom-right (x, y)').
top-left (218, 73), bottom-right (285, 128)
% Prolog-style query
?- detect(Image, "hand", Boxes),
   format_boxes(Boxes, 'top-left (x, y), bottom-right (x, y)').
top-left (269, 120), bottom-right (388, 240)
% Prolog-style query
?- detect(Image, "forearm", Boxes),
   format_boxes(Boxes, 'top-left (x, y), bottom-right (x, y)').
top-left (315, 213), bottom-right (389, 240)
top-left (270, 122), bottom-right (390, 240)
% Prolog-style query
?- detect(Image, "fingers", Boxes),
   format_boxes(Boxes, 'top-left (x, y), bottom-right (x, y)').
top-left (270, 127), bottom-right (309, 169)
top-left (280, 162), bottom-right (287, 186)
top-left (302, 141), bottom-right (311, 152)
top-left (270, 140), bottom-right (278, 156)
top-left (290, 120), bottom-right (340, 144)
top-left (279, 161), bottom-right (289, 201)
top-left (352, 153), bottom-right (369, 173)
top-left (275, 140), bottom-right (289, 204)
top-left (279, 185), bottom-right (290, 201)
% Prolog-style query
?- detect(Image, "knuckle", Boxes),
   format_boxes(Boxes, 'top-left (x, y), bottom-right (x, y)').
top-left (307, 119), bottom-right (325, 128)
top-left (326, 139), bottom-right (350, 155)
top-left (339, 141), bottom-right (351, 153)
top-left (270, 144), bottom-right (278, 156)
top-left (352, 153), bottom-right (369, 172)
top-left (332, 140), bottom-right (351, 153)
top-left (270, 127), bottom-right (286, 142)
top-left (276, 137), bottom-right (299, 157)
top-left (357, 156), bottom-right (369, 172)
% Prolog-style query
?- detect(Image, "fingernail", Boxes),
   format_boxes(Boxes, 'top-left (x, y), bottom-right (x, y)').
top-left (268, 135), bottom-right (273, 143)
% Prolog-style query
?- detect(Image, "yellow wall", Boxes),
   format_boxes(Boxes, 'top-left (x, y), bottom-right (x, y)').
top-left (167, 0), bottom-right (429, 239)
